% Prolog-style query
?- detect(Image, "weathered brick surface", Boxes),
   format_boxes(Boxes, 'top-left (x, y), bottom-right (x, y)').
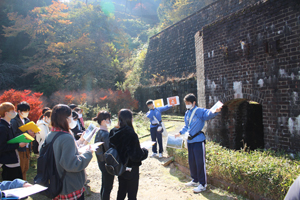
top-left (196, 0), bottom-right (300, 151)
top-left (143, 0), bottom-right (261, 79)
top-left (136, 0), bottom-right (262, 113)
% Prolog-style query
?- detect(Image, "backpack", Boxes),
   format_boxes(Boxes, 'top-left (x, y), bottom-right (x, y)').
top-left (104, 144), bottom-right (128, 176)
top-left (34, 132), bottom-right (68, 198)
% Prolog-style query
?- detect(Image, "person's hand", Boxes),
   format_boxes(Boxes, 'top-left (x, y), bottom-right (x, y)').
top-left (27, 129), bottom-right (35, 137)
top-left (23, 182), bottom-right (32, 187)
top-left (215, 106), bottom-right (223, 113)
top-left (175, 133), bottom-right (181, 138)
top-left (19, 142), bottom-right (27, 148)
top-left (88, 145), bottom-right (95, 153)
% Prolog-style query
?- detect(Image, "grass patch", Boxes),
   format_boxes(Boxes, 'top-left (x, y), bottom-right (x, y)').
top-left (167, 141), bottom-right (300, 200)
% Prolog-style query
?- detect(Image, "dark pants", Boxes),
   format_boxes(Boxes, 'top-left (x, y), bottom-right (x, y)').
top-left (2, 165), bottom-right (23, 181)
top-left (150, 127), bottom-right (163, 153)
top-left (98, 161), bottom-right (114, 200)
top-left (117, 166), bottom-right (139, 200)
top-left (187, 141), bottom-right (207, 186)
top-left (78, 193), bottom-right (84, 200)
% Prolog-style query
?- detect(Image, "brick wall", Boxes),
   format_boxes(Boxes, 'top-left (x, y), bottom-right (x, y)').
top-left (196, 0), bottom-right (300, 151)
top-left (142, 0), bottom-right (261, 80)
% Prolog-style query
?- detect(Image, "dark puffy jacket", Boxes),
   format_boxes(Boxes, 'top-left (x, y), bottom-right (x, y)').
top-left (109, 126), bottom-right (148, 167)
top-left (0, 119), bottom-right (20, 164)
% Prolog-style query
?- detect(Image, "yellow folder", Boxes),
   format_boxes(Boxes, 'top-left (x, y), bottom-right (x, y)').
top-left (7, 133), bottom-right (35, 144)
top-left (19, 121), bottom-right (41, 133)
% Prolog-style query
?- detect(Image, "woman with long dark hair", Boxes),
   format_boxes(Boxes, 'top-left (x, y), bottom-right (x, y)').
top-left (109, 109), bottom-right (148, 200)
top-left (44, 104), bottom-right (93, 200)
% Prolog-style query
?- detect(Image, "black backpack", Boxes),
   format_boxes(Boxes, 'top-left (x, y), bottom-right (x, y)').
top-left (104, 144), bottom-right (128, 176)
top-left (34, 132), bottom-right (68, 198)
top-left (32, 137), bottom-right (39, 154)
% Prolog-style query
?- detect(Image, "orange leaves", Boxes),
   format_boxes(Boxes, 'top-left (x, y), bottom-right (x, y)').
top-left (99, 96), bottom-right (108, 100)
top-left (64, 95), bottom-right (75, 104)
top-left (0, 89), bottom-right (44, 122)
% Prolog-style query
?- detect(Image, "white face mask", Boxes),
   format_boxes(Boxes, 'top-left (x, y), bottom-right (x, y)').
top-left (8, 111), bottom-right (17, 119)
top-left (186, 104), bottom-right (193, 110)
top-left (78, 114), bottom-right (82, 118)
top-left (69, 118), bottom-right (77, 129)
top-left (106, 120), bottom-right (111, 127)
top-left (21, 112), bottom-right (29, 118)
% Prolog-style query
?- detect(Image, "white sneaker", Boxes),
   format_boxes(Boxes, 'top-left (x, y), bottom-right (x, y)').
top-left (151, 153), bottom-right (157, 157)
top-left (159, 153), bottom-right (163, 158)
top-left (185, 181), bottom-right (199, 187)
top-left (193, 184), bottom-right (206, 193)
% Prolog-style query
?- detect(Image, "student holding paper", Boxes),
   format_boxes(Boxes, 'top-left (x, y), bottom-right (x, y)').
top-left (146, 99), bottom-right (172, 158)
top-left (36, 110), bottom-right (52, 152)
top-left (45, 104), bottom-right (93, 200)
top-left (0, 102), bottom-right (26, 181)
top-left (175, 93), bottom-right (222, 193)
top-left (93, 111), bottom-right (114, 200)
top-left (11, 101), bottom-right (35, 181)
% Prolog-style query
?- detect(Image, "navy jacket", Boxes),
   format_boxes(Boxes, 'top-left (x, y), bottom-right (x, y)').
top-left (0, 119), bottom-right (20, 164)
top-left (11, 114), bottom-right (30, 152)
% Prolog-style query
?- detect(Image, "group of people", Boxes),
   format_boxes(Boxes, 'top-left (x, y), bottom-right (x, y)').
top-left (0, 101), bottom-right (148, 200)
top-left (0, 93), bottom-right (298, 200)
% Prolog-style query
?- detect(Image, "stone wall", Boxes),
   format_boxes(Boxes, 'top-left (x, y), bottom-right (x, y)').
top-left (134, 78), bottom-right (197, 114)
top-left (196, 0), bottom-right (300, 151)
top-left (142, 0), bottom-right (262, 79)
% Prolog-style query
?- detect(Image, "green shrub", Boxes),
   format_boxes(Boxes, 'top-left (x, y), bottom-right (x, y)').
top-left (167, 141), bottom-right (300, 200)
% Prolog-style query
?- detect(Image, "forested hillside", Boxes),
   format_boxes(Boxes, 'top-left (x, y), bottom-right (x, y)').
top-left (0, 0), bottom-right (216, 96)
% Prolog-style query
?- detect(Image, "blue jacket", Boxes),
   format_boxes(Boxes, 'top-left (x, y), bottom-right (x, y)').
top-left (0, 179), bottom-right (26, 190)
top-left (180, 106), bottom-right (219, 143)
top-left (146, 105), bottom-right (172, 128)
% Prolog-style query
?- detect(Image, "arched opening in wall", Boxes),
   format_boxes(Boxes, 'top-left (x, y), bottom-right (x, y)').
top-left (221, 99), bottom-right (264, 150)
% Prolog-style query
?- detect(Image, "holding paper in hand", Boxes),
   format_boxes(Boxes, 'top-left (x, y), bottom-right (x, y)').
top-left (210, 101), bottom-right (223, 113)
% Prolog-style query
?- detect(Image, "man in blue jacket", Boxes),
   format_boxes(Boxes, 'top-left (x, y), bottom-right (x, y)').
top-left (175, 93), bottom-right (222, 193)
top-left (146, 100), bottom-right (172, 158)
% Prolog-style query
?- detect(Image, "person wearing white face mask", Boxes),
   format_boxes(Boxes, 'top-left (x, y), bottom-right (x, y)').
top-left (0, 102), bottom-right (27, 181)
top-left (175, 93), bottom-right (222, 193)
top-left (75, 108), bottom-right (85, 127)
top-left (146, 99), bottom-right (173, 158)
top-left (93, 111), bottom-right (114, 200)
top-left (11, 101), bottom-right (35, 181)
top-left (44, 104), bottom-right (93, 200)
top-left (36, 110), bottom-right (52, 152)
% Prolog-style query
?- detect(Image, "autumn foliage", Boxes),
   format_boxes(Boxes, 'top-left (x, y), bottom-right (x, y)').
top-left (0, 89), bottom-right (44, 122)
top-left (49, 89), bottom-right (138, 114)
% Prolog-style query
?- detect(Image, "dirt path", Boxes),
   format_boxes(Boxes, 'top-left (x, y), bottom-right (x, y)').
top-left (85, 122), bottom-right (244, 200)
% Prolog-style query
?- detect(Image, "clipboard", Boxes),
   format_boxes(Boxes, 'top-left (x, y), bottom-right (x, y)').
top-left (7, 133), bottom-right (35, 144)
top-left (19, 121), bottom-right (41, 133)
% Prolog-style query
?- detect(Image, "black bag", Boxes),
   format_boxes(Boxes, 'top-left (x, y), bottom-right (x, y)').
top-left (104, 144), bottom-right (128, 176)
top-left (32, 137), bottom-right (39, 154)
top-left (34, 132), bottom-right (68, 198)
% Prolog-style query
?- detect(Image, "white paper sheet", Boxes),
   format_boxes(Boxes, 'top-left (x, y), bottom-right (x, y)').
top-left (83, 123), bottom-right (96, 140)
top-left (166, 135), bottom-right (183, 149)
top-left (78, 142), bottom-right (103, 154)
top-left (2, 184), bottom-right (47, 198)
top-left (210, 101), bottom-right (223, 113)
top-left (140, 141), bottom-right (156, 149)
